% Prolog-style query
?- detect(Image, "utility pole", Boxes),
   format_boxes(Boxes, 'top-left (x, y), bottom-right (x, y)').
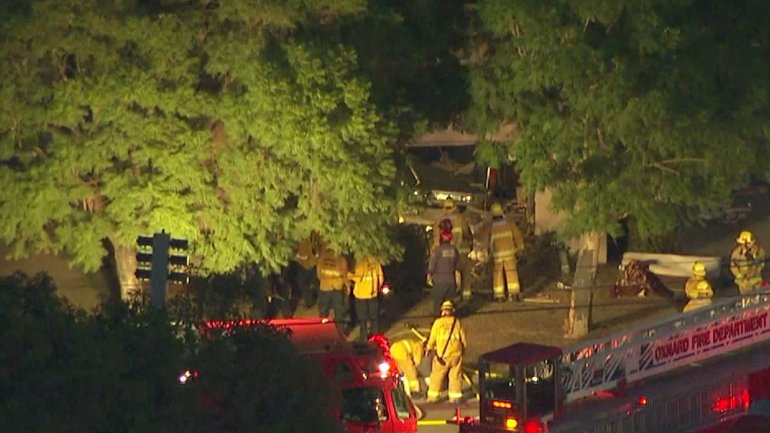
top-left (135, 231), bottom-right (189, 309)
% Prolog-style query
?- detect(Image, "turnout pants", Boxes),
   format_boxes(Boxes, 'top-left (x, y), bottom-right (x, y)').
top-left (394, 357), bottom-right (420, 395)
top-left (493, 257), bottom-right (520, 300)
top-left (296, 266), bottom-right (318, 308)
top-left (457, 252), bottom-right (472, 300)
top-left (318, 290), bottom-right (345, 322)
top-left (683, 298), bottom-right (712, 313)
top-left (354, 298), bottom-right (379, 341)
top-left (427, 353), bottom-right (463, 402)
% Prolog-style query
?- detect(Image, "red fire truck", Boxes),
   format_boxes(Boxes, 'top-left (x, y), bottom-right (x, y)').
top-left (458, 291), bottom-right (770, 433)
top-left (201, 318), bottom-right (418, 433)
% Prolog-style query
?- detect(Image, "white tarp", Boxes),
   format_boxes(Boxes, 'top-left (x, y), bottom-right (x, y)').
top-left (622, 252), bottom-right (722, 279)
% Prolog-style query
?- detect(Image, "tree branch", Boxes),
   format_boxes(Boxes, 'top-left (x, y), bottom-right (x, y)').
top-left (651, 162), bottom-right (679, 174)
top-left (657, 158), bottom-right (706, 164)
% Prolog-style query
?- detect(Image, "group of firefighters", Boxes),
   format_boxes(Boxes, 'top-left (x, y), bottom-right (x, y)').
top-left (291, 196), bottom-right (526, 403)
top-left (392, 197), bottom-right (526, 403)
top-left (683, 229), bottom-right (766, 312)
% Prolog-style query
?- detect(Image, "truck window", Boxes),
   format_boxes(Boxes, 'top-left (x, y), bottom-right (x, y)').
top-left (342, 387), bottom-right (387, 424)
top-left (483, 361), bottom-right (516, 402)
top-left (391, 382), bottom-right (412, 420)
top-left (525, 359), bottom-right (556, 417)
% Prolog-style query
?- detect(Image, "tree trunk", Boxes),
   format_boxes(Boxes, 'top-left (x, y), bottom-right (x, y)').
top-left (110, 237), bottom-right (140, 301)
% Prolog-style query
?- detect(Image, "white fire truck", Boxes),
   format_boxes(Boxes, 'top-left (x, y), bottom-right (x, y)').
top-left (458, 290), bottom-right (770, 433)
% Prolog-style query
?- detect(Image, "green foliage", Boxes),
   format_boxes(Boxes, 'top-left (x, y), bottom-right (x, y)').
top-left (0, 272), bottom-right (341, 433)
top-left (0, 0), bottom-right (402, 282)
top-left (470, 0), bottom-right (770, 240)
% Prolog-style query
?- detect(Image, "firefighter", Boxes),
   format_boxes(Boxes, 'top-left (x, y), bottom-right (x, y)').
top-left (427, 230), bottom-right (459, 317)
top-left (316, 247), bottom-right (349, 323)
top-left (294, 234), bottom-right (320, 308)
top-left (389, 338), bottom-right (424, 397)
top-left (350, 256), bottom-right (384, 341)
top-left (683, 280), bottom-right (714, 313)
top-left (730, 230), bottom-right (766, 294)
top-left (426, 301), bottom-right (466, 404)
top-left (488, 202), bottom-right (525, 302)
top-left (433, 198), bottom-right (474, 300)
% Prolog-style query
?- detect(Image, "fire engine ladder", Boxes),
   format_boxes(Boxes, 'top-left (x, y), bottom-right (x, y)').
top-left (560, 290), bottom-right (770, 403)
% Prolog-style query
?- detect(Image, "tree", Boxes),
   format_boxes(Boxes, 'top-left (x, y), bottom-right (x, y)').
top-left (469, 0), bottom-right (770, 241)
top-left (0, 0), bottom-right (400, 298)
top-left (0, 272), bottom-right (342, 433)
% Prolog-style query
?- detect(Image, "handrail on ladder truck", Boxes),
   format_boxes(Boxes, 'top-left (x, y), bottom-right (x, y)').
top-left (560, 290), bottom-right (770, 403)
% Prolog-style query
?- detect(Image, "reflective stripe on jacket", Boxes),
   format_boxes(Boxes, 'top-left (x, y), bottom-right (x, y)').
top-left (490, 217), bottom-right (524, 261)
top-left (295, 237), bottom-right (318, 269)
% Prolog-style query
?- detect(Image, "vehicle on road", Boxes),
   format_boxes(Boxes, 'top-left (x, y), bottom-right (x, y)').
top-left (456, 291), bottom-right (770, 433)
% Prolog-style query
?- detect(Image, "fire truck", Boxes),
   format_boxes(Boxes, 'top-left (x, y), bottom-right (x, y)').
top-left (200, 318), bottom-right (418, 433)
top-left (458, 290), bottom-right (770, 433)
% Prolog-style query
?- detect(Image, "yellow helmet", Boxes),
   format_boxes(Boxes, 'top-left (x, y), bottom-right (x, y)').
top-left (692, 262), bottom-right (706, 277)
top-left (737, 230), bottom-right (754, 245)
top-left (490, 203), bottom-right (504, 217)
top-left (695, 280), bottom-right (712, 294)
top-left (440, 300), bottom-right (454, 311)
top-left (443, 198), bottom-right (456, 212)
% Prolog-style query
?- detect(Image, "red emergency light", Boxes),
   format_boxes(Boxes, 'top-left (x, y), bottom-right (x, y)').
top-left (713, 389), bottom-right (750, 413)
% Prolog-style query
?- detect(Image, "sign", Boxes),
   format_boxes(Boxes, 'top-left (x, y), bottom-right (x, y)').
top-left (652, 312), bottom-right (770, 364)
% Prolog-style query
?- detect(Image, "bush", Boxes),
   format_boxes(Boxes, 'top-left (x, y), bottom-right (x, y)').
top-left (0, 272), bottom-right (342, 433)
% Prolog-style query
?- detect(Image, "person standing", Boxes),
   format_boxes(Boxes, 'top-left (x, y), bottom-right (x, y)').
top-left (427, 230), bottom-right (459, 317)
top-left (433, 198), bottom-right (474, 300)
top-left (350, 256), bottom-right (384, 341)
top-left (731, 230), bottom-right (766, 294)
top-left (488, 202), bottom-right (525, 302)
top-left (426, 301), bottom-right (466, 404)
top-left (316, 247), bottom-right (349, 323)
top-left (294, 234), bottom-right (320, 308)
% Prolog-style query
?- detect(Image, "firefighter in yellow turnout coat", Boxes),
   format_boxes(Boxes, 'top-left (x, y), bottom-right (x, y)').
top-left (488, 203), bottom-right (525, 302)
top-left (730, 230), bottom-right (766, 294)
top-left (426, 301), bottom-right (466, 403)
top-left (389, 338), bottom-right (424, 396)
top-left (316, 248), bottom-right (349, 322)
top-left (350, 256), bottom-right (384, 341)
top-left (683, 262), bottom-right (713, 313)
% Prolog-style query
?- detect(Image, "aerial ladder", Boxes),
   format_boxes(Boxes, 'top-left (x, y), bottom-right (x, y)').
top-left (458, 289), bottom-right (770, 433)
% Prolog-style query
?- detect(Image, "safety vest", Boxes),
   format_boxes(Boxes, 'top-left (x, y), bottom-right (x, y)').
top-left (317, 250), bottom-right (348, 291)
top-left (490, 218), bottom-right (523, 261)
top-left (427, 316), bottom-right (465, 358)
top-left (351, 258), bottom-right (383, 300)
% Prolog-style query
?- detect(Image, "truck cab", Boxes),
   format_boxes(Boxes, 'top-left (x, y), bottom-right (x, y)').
top-left (461, 343), bottom-right (561, 433)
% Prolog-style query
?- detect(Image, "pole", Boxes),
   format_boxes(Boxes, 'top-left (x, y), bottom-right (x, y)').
top-left (150, 232), bottom-right (170, 309)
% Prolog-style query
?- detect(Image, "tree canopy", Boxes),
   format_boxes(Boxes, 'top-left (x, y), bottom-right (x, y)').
top-left (0, 0), bottom-right (406, 295)
top-left (470, 0), bottom-right (770, 240)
